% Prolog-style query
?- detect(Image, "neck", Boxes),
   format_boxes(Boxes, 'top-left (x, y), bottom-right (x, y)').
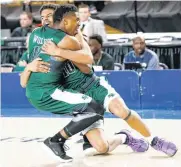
top-left (135, 52), bottom-right (140, 56)
top-left (53, 22), bottom-right (65, 32)
top-left (53, 23), bottom-right (59, 30)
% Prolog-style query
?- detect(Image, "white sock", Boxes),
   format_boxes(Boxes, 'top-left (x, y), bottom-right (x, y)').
top-left (115, 134), bottom-right (127, 144)
top-left (84, 134), bottom-right (127, 156)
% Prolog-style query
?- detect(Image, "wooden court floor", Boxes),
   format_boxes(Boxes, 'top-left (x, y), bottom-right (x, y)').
top-left (1, 118), bottom-right (181, 167)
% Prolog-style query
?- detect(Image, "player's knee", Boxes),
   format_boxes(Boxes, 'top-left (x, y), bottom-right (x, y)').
top-left (94, 141), bottom-right (109, 154)
top-left (109, 98), bottom-right (130, 119)
top-left (87, 100), bottom-right (105, 116)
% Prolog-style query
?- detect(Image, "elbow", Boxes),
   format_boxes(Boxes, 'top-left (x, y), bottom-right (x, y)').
top-left (83, 68), bottom-right (91, 74)
top-left (20, 82), bottom-right (27, 88)
top-left (86, 54), bottom-right (94, 64)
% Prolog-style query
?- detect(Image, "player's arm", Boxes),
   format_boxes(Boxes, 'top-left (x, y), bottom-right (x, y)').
top-left (54, 35), bottom-right (92, 74)
top-left (72, 61), bottom-right (92, 74)
top-left (42, 35), bottom-right (93, 64)
top-left (20, 58), bottom-right (50, 88)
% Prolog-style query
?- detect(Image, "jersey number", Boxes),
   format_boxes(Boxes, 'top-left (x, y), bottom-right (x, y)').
top-left (63, 61), bottom-right (76, 78)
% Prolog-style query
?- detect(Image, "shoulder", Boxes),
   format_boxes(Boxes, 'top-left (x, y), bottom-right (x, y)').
top-left (124, 51), bottom-right (134, 62)
top-left (102, 52), bottom-right (113, 60)
top-left (58, 35), bottom-right (81, 50)
top-left (126, 50), bottom-right (134, 57)
top-left (13, 27), bottom-right (22, 32)
top-left (54, 29), bottom-right (66, 37)
top-left (89, 18), bottom-right (104, 24)
top-left (31, 27), bottom-right (42, 34)
top-left (102, 52), bottom-right (114, 64)
top-left (145, 49), bottom-right (158, 59)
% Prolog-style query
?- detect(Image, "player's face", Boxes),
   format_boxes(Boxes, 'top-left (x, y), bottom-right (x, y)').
top-left (63, 13), bottom-right (80, 36)
top-left (133, 37), bottom-right (146, 55)
top-left (88, 39), bottom-right (101, 55)
top-left (41, 9), bottom-right (54, 27)
top-left (78, 7), bottom-right (90, 22)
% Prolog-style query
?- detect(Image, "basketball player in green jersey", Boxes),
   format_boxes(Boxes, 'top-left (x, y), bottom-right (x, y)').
top-left (22, 3), bottom-right (177, 158)
top-left (21, 3), bottom-right (151, 160)
top-left (42, 8), bottom-right (178, 157)
top-left (21, 5), bottom-right (108, 162)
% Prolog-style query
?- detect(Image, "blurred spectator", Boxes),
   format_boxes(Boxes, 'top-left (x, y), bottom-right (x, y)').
top-left (13, 34), bottom-right (30, 72)
top-left (11, 12), bottom-right (33, 37)
top-left (78, 4), bottom-right (107, 43)
top-left (124, 35), bottom-right (159, 70)
top-left (89, 35), bottom-right (114, 70)
top-left (1, 15), bottom-right (8, 29)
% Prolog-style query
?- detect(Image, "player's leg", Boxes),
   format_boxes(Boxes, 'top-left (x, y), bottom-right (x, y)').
top-left (98, 76), bottom-right (178, 156)
top-left (82, 120), bottom-right (149, 156)
top-left (93, 76), bottom-right (150, 137)
top-left (29, 88), bottom-right (105, 161)
top-left (109, 97), bottom-right (151, 137)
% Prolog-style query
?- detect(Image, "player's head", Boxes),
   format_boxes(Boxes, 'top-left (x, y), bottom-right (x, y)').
top-left (78, 4), bottom-right (90, 22)
top-left (89, 35), bottom-right (103, 55)
top-left (132, 35), bottom-right (146, 55)
top-left (53, 4), bottom-right (80, 36)
top-left (40, 4), bottom-right (57, 27)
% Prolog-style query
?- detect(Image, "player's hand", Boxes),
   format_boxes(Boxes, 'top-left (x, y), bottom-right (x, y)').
top-left (42, 41), bottom-right (59, 56)
top-left (75, 29), bottom-right (88, 45)
top-left (27, 58), bottom-right (50, 73)
top-left (75, 29), bottom-right (84, 41)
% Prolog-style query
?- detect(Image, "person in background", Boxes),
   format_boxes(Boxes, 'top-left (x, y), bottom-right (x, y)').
top-left (78, 4), bottom-right (107, 43)
top-left (11, 12), bottom-right (34, 37)
top-left (13, 33), bottom-right (49, 73)
top-left (89, 35), bottom-right (114, 70)
top-left (13, 34), bottom-right (30, 72)
top-left (124, 35), bottom-right (159, 70)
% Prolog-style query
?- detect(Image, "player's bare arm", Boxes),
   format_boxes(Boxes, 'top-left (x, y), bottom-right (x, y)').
top-left (42, 30), bottom-right (93, 73)
top-left (20, 58), bottom-right (50, 88)
top-left (72, 61), bottom-right (92, 74)
top-left (42, 34), bottom-right (93, 64)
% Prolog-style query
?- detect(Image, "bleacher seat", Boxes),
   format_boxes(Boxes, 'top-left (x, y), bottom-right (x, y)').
top-left (0, 63), bottom-right (15, 72)
top-left (114, 63), bottom-right (123, 70)
top-left (159, 62), bottom-right (169, 69)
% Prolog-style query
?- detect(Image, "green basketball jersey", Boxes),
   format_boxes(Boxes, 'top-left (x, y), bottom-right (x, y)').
top-left (26, 26), bottom-right (66, 100)
top-left (62, 61), bottom-right (95, 90)
top-left (13, 51), bottom-right (29, 72)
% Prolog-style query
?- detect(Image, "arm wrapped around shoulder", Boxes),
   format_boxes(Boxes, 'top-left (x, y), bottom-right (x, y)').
top-left (72, 62), bottom-right (92, 74)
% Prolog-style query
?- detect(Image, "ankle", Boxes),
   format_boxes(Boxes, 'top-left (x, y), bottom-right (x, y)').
top-left (51, 132), bottom-right (67, 143)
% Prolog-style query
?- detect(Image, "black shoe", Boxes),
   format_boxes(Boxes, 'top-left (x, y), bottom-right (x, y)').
top-left (83, 135), bottom-right (92, 151)
top-left (44, 137), bottom-right (73, 162)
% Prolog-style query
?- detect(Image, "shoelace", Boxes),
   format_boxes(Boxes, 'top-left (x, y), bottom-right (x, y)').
top-left (156, 139), bottom-right (164, 151)
top-left (63, 144), bottom-right (70, 151)
top-left (128, 138), bottom-right (144, 151)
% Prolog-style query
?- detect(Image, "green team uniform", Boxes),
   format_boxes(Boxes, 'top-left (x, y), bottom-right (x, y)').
top-left (26, 26), bottom-right (92, 114)
top-left (13, 51), bottom-right (29, 72)
top-left (63, 61), bottom-right (119, 111)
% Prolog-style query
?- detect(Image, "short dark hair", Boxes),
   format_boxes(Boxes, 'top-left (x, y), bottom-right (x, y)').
top-left (39, 4), bottom-right (57, 14)
top-left (53, 4), bottom-right (77, 23)
top-left (89, 35), bottom-right (103, 46)
top-left (78, 3), bottom-right (89, 10)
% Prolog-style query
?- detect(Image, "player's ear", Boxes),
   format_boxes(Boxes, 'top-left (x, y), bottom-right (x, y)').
top-left (63, 18), bottom-right (68, 26)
